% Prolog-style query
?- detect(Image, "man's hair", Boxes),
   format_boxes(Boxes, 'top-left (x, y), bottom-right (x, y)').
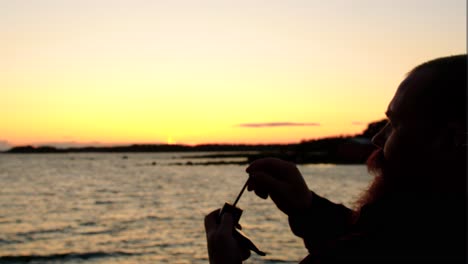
top-left (407, 55), bottom-right (466, 193)
top-left (409, 54), bottom-right (467, 125)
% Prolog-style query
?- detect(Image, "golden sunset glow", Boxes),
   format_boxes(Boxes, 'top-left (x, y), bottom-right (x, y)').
top-left (1, 1), bottom-right (465, 149)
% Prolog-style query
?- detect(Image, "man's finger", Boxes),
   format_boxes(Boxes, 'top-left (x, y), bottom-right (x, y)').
top-left (250, 171), bottom-right (285, 195)
top-left (247, 180), bottom-right (255, 191)
top-left (246, 157), bottom-right (280, 173)
top-left (246, 157), bottom-right (294, 178)
top-left (254, 188), bottom-right (268, 199)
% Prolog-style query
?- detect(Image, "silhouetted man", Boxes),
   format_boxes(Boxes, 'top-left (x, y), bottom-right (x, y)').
top-left (205, 55), bottom-right (466, 263)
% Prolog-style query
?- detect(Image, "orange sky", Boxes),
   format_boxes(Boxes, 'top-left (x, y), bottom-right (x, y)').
top-left (1, 0), bottom-right (466, 149)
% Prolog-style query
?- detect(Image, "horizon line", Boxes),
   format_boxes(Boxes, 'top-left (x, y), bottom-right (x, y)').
top-left (1, 134), bottom-right (368, 151)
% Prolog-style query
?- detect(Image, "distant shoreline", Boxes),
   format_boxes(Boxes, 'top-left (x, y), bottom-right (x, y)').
top-left (0, 139), bottom-right (374, 165)
top-left (1, 119), bottom-right (387, 164)
top-left (1, 143), bottom-right (288, 154)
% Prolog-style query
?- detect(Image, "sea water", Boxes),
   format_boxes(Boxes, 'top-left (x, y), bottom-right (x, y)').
top-left (0, 153), bottom-right (372, 263)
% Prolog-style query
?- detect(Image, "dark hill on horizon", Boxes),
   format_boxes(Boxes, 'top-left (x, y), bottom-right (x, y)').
top-left (3, 143), bottom-right (287, 154)
top-left (3, 119), bottom-right (387, 164)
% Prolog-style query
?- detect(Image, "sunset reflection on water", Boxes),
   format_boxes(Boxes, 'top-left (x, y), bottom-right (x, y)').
top-left (0, 153), bottom-right (371, 263)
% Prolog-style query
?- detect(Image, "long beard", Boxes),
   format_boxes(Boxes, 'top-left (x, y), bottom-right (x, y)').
top-left (353, 149), bottom-right (394, 211)
top-left (354, 145), bottom-right (466, 212)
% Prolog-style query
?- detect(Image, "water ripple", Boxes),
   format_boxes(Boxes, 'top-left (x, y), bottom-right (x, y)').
top-left (0, 153), bottom-right (371, 263)
top-left (0, 251), bottom-right (141, 263)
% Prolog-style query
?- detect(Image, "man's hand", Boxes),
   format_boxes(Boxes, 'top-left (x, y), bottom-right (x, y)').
top-left (204, 209), bottom-right (251, 264)
top-left (246, 158), bottom-right (313, 216)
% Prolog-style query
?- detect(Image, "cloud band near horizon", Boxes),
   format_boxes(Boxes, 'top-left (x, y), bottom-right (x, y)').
top-left (237, 122), bottom-right (320, 128)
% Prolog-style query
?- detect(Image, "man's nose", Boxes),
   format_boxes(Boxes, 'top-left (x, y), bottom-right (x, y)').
top-left (371, 124), bottom-right (388, 148)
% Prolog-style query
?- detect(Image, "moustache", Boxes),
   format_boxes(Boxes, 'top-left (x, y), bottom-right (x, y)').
top-left (366, 148), bottom-right (387, 177)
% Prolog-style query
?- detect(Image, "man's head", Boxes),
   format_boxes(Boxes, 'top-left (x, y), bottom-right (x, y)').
top-left (358, 55), bottom-right (466, 207)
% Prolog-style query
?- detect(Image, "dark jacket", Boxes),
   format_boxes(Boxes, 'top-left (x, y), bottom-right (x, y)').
top-left (289, 191), bottom-right (466, 263)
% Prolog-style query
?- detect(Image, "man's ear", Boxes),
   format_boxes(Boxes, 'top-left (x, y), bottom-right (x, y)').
top-left (431, 122), bottom-right (466, 154)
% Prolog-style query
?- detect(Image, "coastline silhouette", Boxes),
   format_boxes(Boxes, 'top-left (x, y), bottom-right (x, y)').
top-left (3, 119), bottom-right (387, 165)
